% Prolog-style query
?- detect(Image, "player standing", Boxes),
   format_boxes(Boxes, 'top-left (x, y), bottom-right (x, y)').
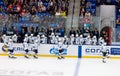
top-left (23, 39), bottom-right (29, 58)
top-left (101, 43), bottom-right (109, 63)
top-left (57, 38), bottom-right (65, 59)
top-left (7, 38), bottom-right (16, 58)
top-left (32, 40), bottom-right (39, 59)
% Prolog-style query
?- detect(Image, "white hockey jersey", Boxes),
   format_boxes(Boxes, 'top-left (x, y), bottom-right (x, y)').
top-left (12, 35), bottom-right (17, 43)
top-left (57, 41), bottom-right (64, 50)
top-left (7, 42), bottom-right (13, 50)
top-left (23, 42), bottom-right (29, 50)
top-left (32, 43), bottom-right (38, 50)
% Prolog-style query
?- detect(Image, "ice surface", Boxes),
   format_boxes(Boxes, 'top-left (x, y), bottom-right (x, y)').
top-left (0, 57), bottom-right (120, 76)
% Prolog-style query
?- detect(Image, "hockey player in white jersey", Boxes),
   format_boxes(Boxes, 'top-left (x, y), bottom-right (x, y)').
top-left (85, 35), bottom-right (92, 45)
top-left (50, 33), bottom-right (57, 44)
top-left (12, 34), bottom-right (18, 43)
top-left (70, 34), bottom-right (75, 45)
top-left (28, 34), bottom-right (34, 44)
top-left (101, 42), bottom-right (109, 63)
top-left (23, 39), bottom-right (29, 58)
top-left (32, 40), bottom-right (39, 59)
top-left (28, 34), bottom-right (34, 54)
top-left (7, 38), bottom-right (16, 58)
top-left (91, 36), bottom-right (97, 45)
top-left (2, 34), bottom-right (8, 44)
top-left (79, 35), bottom-right (84, 45)
top-left (63, 35), bottom-right (69, 45)
top-left (40, 34), bottom-right (47, 44)
top-left (75, 34), bottom-right (79, 45)
top-left (57, 38), bottom-right (65, 59)
top-left (24, 34), bottom-right (29, 42)
top-left (36, 35), bottom-right (40, 45)
top-left (98, 37), bottom-right (105, 46)
top-left (55, 35), bottom-right (59, 44)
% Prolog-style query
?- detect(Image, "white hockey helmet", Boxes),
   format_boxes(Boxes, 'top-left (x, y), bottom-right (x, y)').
top-left (87, 35), bottom-right (90, 39)
top-left (42, 34), bottom-right (45, 37)
top-left (104, 42), bottom-right (107, 45)
top-left (56, 35), bottom-right (59, 38)
top-left (58, 38), bottom-right (62, 41)
top-left (9, 39), bottom-right (12, 42)
top-left (37, 35), bottom-right (40, 38)
top-left (24, 39), bottom-right (27, 42)
top-left (25, 34), bottom-right (28, 37)
top-left (51, 32), bottom-right (54, 35)
top-left (3, 34), bottom-right (6, 37)
top-left (64, 35), bottom-right (67, 38)
top-left (31, 34), bottom-right (33, 36)
top-left (71, 34), bottom-right (74, 37)
top-left (80, 35), bottom-right (83, 38)
top-left (76, 34), bottom-right (78, 37)
top-left (13, 34), bottom-right (17, 37)
top-left (93, 36), bottom-right (96, 38)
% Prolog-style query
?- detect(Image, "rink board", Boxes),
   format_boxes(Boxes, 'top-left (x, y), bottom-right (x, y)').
top-left (0, 43), bottom-right (78, 58)
top-left (0, 43), bottom-right (120, 59)
top-left (80, 45), bottom-right (120, 59)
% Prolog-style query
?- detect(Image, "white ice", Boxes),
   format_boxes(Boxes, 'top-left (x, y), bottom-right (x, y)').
top-left (0, 57), bottom-right (120, 76)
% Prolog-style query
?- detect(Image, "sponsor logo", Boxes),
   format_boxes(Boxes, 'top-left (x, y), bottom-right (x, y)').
top-left (49, 47), bottom-right (67, 55)
top-left (85, 47), bottom-right (110, 55)
top-left (2, 44), bottom-right (24, 52)
top-left (13, 47), bottom-right (24, 51)
top-left (85, 48), bottom-right (102, 53)
top-left (2, 44), bottom-right (8, 52)
top-left (111, 48), bottom-right (120, 55)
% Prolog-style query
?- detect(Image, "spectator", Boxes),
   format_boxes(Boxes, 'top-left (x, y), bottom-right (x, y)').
top-left (86, 1), bottom-right (92, 9)
top-left (85, 11), bottom-right (91, 18)
top-left (69, 27), bottom-right (76, 36)
top-left (93, 28), bottom-right (99, 40)
top-left (116, 18), bottom-right (120, 24)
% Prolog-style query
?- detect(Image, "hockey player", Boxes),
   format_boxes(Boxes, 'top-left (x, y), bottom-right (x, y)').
top-left (40, 34), bottom-right (47, 44)
top-left (91, 36), bottom-right (97, 45)
top-left (70, 34), bottom-right (75, 45)
top-left (36, 34), bottom-right (40, 45)
top-left (85, 35), bottom-right (92, 45)
top-left (98, 37), bottom-right (105, 46)
top-left (79, 34), bottom-right (84, 45)
top-left (57, 38), bottom-right (65, 59)
top-left (28, 34), bottom-right (34, 44)
top-left (63, 35), bottom-right (69, 45)
top-left (7, 38), bottom-right (16, 58)
top-left (2, 34), bottom-right (8, 44)
top-left (23, 39), bottom-right (29, 58)
top-left (28, 34), bottom-right (34, 53)
top-left (50, 33), bottom-right (56, 44)
top-left (75, 34), bottom-right (79, 45)
top-left (101, 43), bottom-right (109, 63)
top-left (54, 35), bottom-right (59, 44)
top-left (32, 40), bottom-right (39, 59)
top-left (24, 34), bottom-right (29, 42)
top-left (12, 34), bottom-right (18, 43)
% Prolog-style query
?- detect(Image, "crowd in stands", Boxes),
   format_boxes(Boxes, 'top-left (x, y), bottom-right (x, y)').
top-left (116, 2), bottom-right (120, 28)
top-left (79, 0), bottom-right (115, 44)
top-left (1, 0), bottom-right (120, 45)
top-left (0, 0), bottom-right (69, 37)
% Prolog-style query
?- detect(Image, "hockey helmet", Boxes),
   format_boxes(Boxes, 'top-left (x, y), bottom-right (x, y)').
top-left (31, 34), bottom-right (33, 36)
top-left (76, 34), bottom-right (78, 37)
top-left (64, 35), bottom-right (67, 38)
top-left (25, 34), bottom-right (28, 37)
top-left (42, 34), bottom-right (45, 37)
top-left (71, 34), bottom-right (74, 37)
top-left (51, 32), bottom-right (54, 35)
